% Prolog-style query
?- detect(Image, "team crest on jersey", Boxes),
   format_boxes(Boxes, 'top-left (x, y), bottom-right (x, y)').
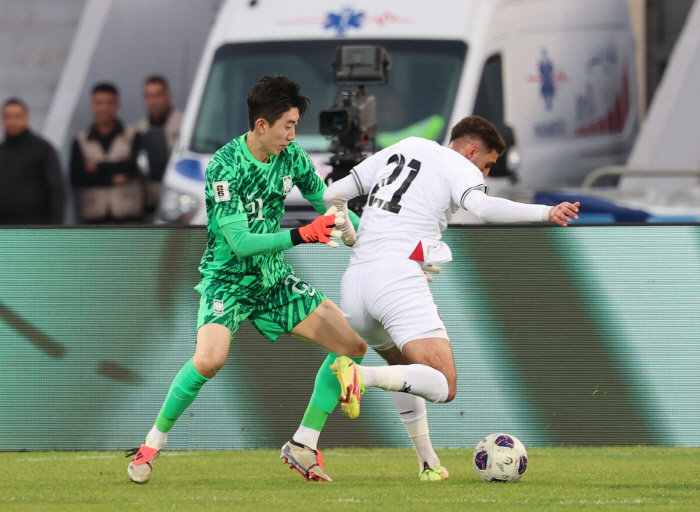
top-left (282, 175), bottom-right (293, 195)
top-left (213, 299), bottom-right (225, 317)
top-left (213, 181), bottom-right (231, 202)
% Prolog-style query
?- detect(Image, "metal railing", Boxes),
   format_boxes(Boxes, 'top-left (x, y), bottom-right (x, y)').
top-left (582, 166), bottom-right (700, 188)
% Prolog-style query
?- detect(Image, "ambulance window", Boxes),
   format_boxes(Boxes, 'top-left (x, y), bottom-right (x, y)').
top-left (473, 55), bottom-right (504, 129)
top-left (191, 40), bottom-right (467, 154)
top-left (473, 55), bottom-right (513, 178)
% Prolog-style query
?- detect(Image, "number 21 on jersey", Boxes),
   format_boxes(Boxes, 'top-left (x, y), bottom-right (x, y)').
top-left (245, 198), bottom-right (265, 222)
top-left (366, 154), bottom-right (421, 214)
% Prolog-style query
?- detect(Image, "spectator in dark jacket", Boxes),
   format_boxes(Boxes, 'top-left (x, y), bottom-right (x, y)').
top-left (70, 82), bottom-right (143, 223)
top-left (133, 75), bottom-right (183, 216)
top-left (0, 98), bottom-right (65, 225)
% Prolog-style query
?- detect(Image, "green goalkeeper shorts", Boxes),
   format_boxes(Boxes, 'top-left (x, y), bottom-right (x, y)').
top-left (195, 272), bottom-right (327, 341)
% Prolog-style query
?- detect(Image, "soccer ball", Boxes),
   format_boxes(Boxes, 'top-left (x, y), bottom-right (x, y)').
top-left (473, 433), bottom-right (528, 482)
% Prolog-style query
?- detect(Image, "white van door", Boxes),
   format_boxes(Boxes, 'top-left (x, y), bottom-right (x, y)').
top-left (477, 0), bottom-right (638, 189)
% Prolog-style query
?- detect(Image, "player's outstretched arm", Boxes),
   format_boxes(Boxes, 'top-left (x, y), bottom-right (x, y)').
top-left (290, 206), bottom-right (344, 248)
top-left (547, 201), bottom-right (580, 226)
top-left (462, 189), bottom-right (580, 226)
top-left (221, 207), bottom-right (344, 259)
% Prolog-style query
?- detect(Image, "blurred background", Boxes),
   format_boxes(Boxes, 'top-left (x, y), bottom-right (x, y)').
top-left (1, 0), bottom-right (699, 225)
top-left (0, 0), bottom-right (224, 140)
top-left (0, 0), bottom-right (693, 149)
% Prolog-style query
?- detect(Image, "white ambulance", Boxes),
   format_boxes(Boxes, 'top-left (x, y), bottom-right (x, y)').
top-left (157, 0), bottom-right (638, 224)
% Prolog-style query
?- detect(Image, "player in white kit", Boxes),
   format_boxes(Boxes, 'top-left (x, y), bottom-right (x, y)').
top-left (325, 116), bottom-right (579, 478)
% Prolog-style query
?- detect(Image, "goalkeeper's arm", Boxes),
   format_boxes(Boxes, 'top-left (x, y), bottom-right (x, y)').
top-left (221, 207), bottom-right (344, 259)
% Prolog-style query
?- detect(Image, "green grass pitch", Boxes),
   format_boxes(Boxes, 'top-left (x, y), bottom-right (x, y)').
top-left (2, 447), bottom-right (699, 511)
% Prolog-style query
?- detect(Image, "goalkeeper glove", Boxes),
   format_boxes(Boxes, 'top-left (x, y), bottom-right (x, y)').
top-left (290, 206), bottom-right (344, 247)
top-left (330, 198), bottom-right (357, 247)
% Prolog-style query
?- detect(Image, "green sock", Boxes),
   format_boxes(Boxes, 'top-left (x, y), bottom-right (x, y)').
top-left (155, 359), bottom-right (210, 433)
top-left (301, 353), bottom-right (364, 431)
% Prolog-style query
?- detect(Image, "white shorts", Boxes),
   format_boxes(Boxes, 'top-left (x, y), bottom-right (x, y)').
top-left (341, 258), bottom-right (448, 352)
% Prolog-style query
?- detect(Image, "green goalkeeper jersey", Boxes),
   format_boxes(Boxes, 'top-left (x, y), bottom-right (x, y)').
top-left (199, 134), bottom-right (325, 291)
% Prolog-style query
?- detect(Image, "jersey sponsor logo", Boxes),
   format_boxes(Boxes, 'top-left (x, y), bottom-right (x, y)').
top-left (246, 189), bottom-right (259, 200)
top-left (213, 299), bottom-right (225, 317)
top-left (282, 175), bottom-right (293, 195)
top-left (213, 181), bottom-right (231, 202)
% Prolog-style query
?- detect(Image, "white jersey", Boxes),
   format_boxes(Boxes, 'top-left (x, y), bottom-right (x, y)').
top-left (324, 137), bottom-right (550, 266)
top-left (348, 137), bottom-right (486, 265)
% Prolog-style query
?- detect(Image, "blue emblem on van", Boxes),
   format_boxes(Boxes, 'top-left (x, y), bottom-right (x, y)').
top-left (174, 158), bottom-right (203, 181)
top-left (527, 48), bottom-right (569, 111)
top-left (539, 49), bottom-right (555, 110)
top-left (325, 8), bottom-right (365, 36)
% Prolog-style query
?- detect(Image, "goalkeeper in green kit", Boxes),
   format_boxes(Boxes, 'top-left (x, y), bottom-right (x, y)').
top-left (127, 75), bottom-right (367, 483)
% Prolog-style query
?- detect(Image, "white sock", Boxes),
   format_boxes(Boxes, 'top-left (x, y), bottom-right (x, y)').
top-left (292, 425), bottom-right (321, 450)
top-left (361, 364), bottom-right (449, 403)
top-left (392, 392), bottom-right (441, 471)
top-left (145, 425), bottom-right (168, 450)
top-left (360, 364), bottom-right (404, 389)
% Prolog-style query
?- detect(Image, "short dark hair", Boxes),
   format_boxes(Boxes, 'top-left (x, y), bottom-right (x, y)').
top-left (144, 75), bottom-right (169, 90)
top-left (247, 75), bottom-right (309, 130)
top-left (92, 82), bottom-right (119, 98)
top-left (449, 116), bottom-right (506, 155)
top-left (2, 97), bottom-right (28, 114)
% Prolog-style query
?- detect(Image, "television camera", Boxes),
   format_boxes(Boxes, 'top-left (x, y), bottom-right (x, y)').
top-left (319, 45), bottom-right (391, 192)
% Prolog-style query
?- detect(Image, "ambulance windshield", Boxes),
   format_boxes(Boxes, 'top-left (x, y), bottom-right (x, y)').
top-left (191, 39), bottom-right (467, 153)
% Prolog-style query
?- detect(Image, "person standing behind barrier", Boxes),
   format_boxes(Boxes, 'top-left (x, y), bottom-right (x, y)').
top-left (0, 98), bottom-right (65, 225)
top-left (133, 75), bottom-right (183, 218)
top-left (70, 83), bottom-right (143, 223)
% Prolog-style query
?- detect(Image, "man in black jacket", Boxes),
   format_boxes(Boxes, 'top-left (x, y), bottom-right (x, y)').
top-left (0, 98), bottom-right (65, 225)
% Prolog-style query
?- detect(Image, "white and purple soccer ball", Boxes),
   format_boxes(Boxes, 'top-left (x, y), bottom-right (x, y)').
top-left (473, 433), bottom-right (528, 482)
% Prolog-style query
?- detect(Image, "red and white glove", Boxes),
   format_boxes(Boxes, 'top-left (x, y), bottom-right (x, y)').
top-left (291, 206), bottom-right (344, 247)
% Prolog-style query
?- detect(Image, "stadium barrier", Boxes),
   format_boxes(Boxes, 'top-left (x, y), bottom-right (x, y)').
top-left (1, 225), bottom-right (699, 450)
